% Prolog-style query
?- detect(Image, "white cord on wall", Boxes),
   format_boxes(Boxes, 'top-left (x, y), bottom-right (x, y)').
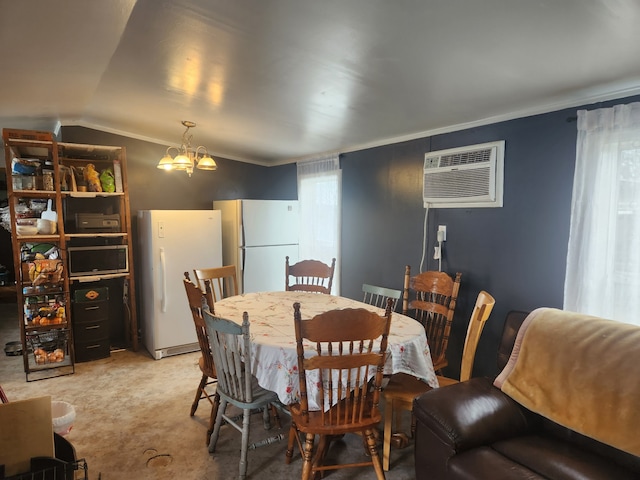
top-left (419, 206), bottom-right (429, 273)
top-left (437, 235), bottom-right (443, 272)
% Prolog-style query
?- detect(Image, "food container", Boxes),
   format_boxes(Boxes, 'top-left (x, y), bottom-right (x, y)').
top-left (16, 218), bottom-right (38, 236)
top-left (11, 174), bottom-right (36, 191)
top-left (43, 169), bottom-right (54, 191)
top-left (37, 218), bottom-right (57, 235)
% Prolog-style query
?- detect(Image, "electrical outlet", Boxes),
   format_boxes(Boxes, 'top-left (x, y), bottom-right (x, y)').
top-left (438, 225), bottom-right (447, 241)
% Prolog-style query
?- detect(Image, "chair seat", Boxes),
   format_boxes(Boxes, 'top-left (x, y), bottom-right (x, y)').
top-left (436, 375), bottom-right (459, 388)
top-left (384, 373), bottom-right (433, 403)
top-left (198, 355), bottom-right (215, 378)
top-left (218, 375), bottom-right (280, 411)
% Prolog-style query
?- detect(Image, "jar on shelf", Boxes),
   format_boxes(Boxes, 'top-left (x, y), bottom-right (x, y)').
top-left (43, 162), bottom-right (54, 191)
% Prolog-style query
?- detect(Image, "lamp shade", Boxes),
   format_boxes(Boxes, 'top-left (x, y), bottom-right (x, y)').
top-left (172, 153), bottom-right (191, 171)
top-left (157, 154), bottom-right (175, 170)
top-left (197, 155), bottom-right (218, 171)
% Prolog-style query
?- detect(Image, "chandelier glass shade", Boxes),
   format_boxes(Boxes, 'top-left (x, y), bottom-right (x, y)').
top-left (157, 120), bottom-right (217, 176)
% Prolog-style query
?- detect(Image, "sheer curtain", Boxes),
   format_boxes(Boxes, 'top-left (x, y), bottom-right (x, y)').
top-left (564, 103), bottom-right (640, 326)
top-left (297, 154), bottom-right (341, 294)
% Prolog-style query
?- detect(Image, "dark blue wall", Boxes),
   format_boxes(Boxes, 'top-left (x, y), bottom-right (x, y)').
top-left (61, 126), bottom-right (298, 211)
top-left (61, 94), bottom-right (639, 379)
top-left (341, 94), bottom-right (640, 379)
top-left (341, 109), bottom-right (578, 378)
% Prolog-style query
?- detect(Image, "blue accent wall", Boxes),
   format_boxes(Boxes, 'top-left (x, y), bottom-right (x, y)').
top-left (60, 93), bottom-right (640, 378)
top-left (341, 94), bottom-right (640, 378)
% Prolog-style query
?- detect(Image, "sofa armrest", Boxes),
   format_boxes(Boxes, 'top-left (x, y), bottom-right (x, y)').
top-left (413, 377), bottom-right (537, 479)
top-left (413, 377), bottom-right (536, 452)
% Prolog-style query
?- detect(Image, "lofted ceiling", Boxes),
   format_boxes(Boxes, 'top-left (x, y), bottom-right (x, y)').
top-left (2, 0), bottom-right (640, 166)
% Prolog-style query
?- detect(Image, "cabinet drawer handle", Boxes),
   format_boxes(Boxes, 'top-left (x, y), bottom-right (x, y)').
top-left (84, 306), bottom-right (101, 311)
top-left (85, 325), bottom-right (101, 330)
top-left (86, 344), bottom-right (102, 349)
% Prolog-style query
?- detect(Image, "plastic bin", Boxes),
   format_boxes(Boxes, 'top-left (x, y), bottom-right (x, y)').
top-left (51, 401), bottom-right (75, 436)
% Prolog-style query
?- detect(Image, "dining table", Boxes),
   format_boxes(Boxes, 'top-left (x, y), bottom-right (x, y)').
top-left (212, 291), bottom-right (438, 411)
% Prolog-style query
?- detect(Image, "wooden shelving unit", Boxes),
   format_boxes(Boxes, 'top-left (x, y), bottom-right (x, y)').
top-left (2, 128), bottom-right (138, 380)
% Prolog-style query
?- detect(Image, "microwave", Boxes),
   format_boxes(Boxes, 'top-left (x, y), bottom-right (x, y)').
top-left (67, 245), bottom-right (128, 277)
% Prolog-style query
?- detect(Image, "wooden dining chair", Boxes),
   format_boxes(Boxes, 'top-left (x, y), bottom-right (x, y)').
top-left (362, 283), bottom-right (402, 312)
top-left (437, 290), bottom-right (495, 386)
top-left (183, 272), bottom-right (219, 445)
top-left (286, 300), bottom-right (393, 480)
top-left (381, 289), bottom-right (495, 471)
top-left (203, 305), bottom-right (286, 480)
top-left (285, 257), bottom-right (336, 294)
top-left (401, 265), bottom-right (462, 372)
top-left (193, 265), bottom-right (239, 301)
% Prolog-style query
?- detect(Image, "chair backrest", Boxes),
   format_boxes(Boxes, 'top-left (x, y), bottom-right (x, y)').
top-left (292, 300), bottom-right (393, 430)
top-left (362, 283), bottom-right (402, 311)
top-left (183, 272), bottom-right (216, 378)
top-left (202, 305), bottom-right (254, 404)
top-left (459, 290), bottom-right (495, 381)
top-left (402, 265), bottom-right (462, 371)
top-left (285, 257), bottom-right (336, 294)
top-left (193, 265), bottom-right (239, 302)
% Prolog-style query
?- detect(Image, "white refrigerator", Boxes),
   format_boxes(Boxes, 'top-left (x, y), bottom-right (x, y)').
top-left (137, 210), bottom-right (222, 359)
top-left (213, 199), bottom-right (299, 293)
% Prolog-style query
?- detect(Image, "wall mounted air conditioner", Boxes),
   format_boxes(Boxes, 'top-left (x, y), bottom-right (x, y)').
top-left (423, 140), bottom-right (505, 208)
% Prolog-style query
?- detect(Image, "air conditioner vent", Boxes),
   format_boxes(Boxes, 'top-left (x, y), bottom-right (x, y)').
top-left (423, 141), bottom-right (504, 208)
top-left (437, 149), bottom-right (492, 168)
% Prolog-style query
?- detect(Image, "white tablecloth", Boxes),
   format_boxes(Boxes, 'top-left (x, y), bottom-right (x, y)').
top-left (213, 291), bottom-right (437, 410)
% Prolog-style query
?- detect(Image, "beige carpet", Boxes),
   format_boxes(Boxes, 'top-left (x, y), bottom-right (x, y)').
top-left (1, 303), bottom-right (416, 479)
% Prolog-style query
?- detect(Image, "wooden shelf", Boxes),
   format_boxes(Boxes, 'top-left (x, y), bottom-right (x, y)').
top-left (3, 127), bottom-right (138, 380)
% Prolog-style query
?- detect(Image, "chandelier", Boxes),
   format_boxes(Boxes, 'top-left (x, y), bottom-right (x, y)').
top-left (157, 120), bottom-right (217, 176)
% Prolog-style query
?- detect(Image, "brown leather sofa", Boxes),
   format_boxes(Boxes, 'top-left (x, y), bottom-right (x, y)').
top-left (413, 311), bottom-right (640, 480)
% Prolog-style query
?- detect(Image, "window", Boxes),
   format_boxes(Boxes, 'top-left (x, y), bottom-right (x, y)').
top-left (564, 103), bottom-right (640, 326)
top-left (297, 155), bottom-right (341, 294)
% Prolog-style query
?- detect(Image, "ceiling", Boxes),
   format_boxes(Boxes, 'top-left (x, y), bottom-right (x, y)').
top-left (2, 0), bottom-right (640, 166)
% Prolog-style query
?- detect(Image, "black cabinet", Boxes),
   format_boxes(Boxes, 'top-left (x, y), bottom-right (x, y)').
top-left (72, 287), bottom-right (110, 362)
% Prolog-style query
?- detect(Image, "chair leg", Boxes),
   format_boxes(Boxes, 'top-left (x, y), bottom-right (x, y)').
top-left (383, 396), bottom-right (393, 471)
top-left (209, 398), bottom-right (227, 453)
top-left (206, 393), bottom-right (220, 446)
top-left (313, 435), bottom-right (330, 476)
top-left (239, 407), bottom-right (251, 480)
top-left (364, 428), bottom-right (385, 480)
top-left (270, 403), bottom-right (282, 429)
top-left (301, 433), bottom-right (315, 480)
top-left (286, 424), bottom-right (298, 464)
top-left (191, 374), bottom-right (208, 416)
top-left (262, 405), bottom-right (272, 430)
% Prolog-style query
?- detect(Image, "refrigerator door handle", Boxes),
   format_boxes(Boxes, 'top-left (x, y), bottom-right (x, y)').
top-left (160, 247), bottom-right (167, 313)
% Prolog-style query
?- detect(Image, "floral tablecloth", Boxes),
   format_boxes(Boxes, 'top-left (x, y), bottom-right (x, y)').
top-left (213, 291), bottom-right (438, 410)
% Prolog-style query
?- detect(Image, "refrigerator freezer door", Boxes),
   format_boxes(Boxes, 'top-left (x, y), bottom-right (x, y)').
top-left (138, 210), bottom-right (222, 359)
top-left (241, 200), bottom-right (299, 247)
top-left (242, 245), bottom-right (299, 293)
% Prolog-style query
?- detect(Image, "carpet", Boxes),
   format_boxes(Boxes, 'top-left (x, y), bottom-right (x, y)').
top-left (0, 303), bottom-right (416, 479)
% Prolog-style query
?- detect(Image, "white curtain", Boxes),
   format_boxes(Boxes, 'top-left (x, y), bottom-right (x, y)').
top-left (297, 154), bottom-right (341, 294)
top-left (564, 102), bottom-right (640, 326)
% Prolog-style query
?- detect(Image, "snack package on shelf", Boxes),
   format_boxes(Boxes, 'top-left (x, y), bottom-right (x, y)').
top-left (26, 259), bottom-right (63, 286)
